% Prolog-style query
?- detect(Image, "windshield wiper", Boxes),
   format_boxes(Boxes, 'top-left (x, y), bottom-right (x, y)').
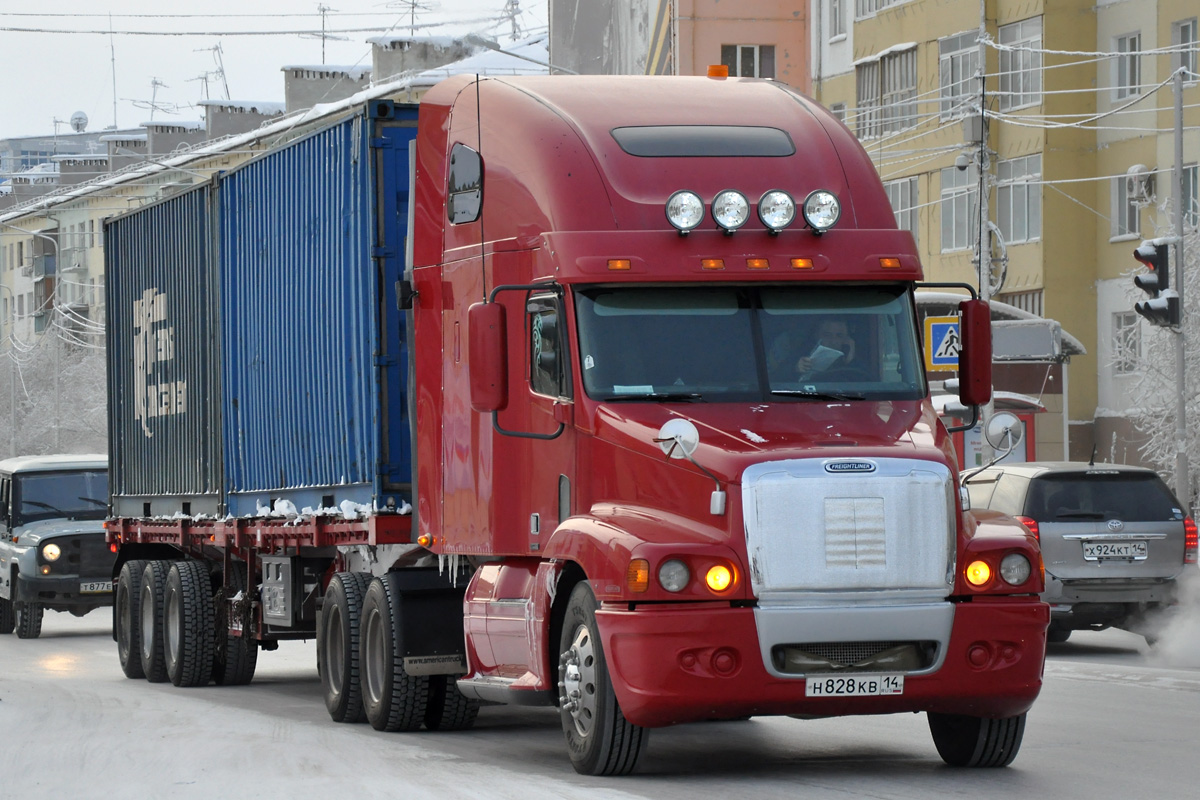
top-left (80, 497), bottom-right (107, 508)
top-left (604, 392), bottom-right (704, 402)
top-left (771, 389), bottom-right (865, 401)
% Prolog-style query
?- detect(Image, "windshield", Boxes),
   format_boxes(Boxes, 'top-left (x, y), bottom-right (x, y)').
top-left (13, 470), bottom-right (109, 526)
top-left (575, 285), bottom-right (926, 402)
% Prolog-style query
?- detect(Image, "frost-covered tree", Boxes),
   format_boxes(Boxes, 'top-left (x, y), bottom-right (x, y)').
top-left (1125, 222), bottom-right (1200, 512)
top-left (0, 311), bottom-right (107, 459)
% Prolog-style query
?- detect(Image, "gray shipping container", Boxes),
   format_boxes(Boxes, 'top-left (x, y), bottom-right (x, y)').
top-left (105, 101), bottom-right (418, 518)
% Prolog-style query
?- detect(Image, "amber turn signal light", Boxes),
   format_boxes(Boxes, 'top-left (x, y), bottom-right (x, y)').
top-left (628, 559), bottom-right (650, 592)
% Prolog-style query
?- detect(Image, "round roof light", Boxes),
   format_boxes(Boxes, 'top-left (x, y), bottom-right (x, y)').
top-left (666, 190), bottom-right (705, 234)
top-left (712, 190), bottom-right (750, 233)
top-left (802, 190), bottom-right (841, 233)
top-left (757, 190), bottom-right (796, 233)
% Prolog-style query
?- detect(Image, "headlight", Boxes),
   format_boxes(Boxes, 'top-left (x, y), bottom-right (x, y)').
top-left (658, 559), bottom-right (690, 592)
top-left (802, 190), bottom-right (841, 232)
top-left (1000, 553), bottom-right (1032, 585)
top-left (712, 190), bottom-right (749, 233)
top-left (665, 190), bottom-right (704, 233)
top-left (42, 543), bottom-right (62, 562)
top-left (757, 190), bottom-right (796, 232)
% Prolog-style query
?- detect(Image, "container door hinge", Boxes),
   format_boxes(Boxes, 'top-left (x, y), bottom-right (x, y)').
top-left (397, 279), bottom-right (418, 309)
top-left (374, 246), bottom-right (395, 259)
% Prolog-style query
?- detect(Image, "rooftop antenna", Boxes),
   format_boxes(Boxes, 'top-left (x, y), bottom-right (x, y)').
top-left (194, 44), bottom-right (231, 100)
top-left (501, 0), bottom-right (524, 40)
top-left (1089, 443), bottom-right (1096, 467)
top-left (386, 0), bottom-right (438, 37)
top-left (128, 78), bottom-right (180, 121)
top-left (299, 4), bottom-right (348, 65)
top-left (109, 13), bottom-right (119, 127)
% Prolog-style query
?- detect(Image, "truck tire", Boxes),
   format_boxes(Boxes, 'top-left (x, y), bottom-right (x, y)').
top-left (558, 582), bottom-right (647, 776)
top-left (360, 572), bottom-right (429, 731)
top-left (928, 711), bottom-right (1026, 767)
top-left (116, 559), bottom-right (149, 678)
top-left (425, 675), bottom-right (481, 731)
top-left (15, 601), bottom-right (43, 639)
top-left (164, 561), bottom-right (216, 687)
top-left (213, 561), bottom-right (257, 686)
top-left (0, 595), bottom-right (14, 634)
top-left (139, 561), bottom-right (171, 682)
top-left (319, 572), bottom-right (371, 723)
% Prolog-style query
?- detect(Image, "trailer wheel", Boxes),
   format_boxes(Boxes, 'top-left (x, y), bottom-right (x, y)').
top-left (15, 601), bottom-right (43, 639)
top-left (213, 561), bottom-right (258, 686)
top-left (163, 561), bottom-right (215, 687)
top-left (928, 711), bottom-right (1026, 767)
top-left (116, 560), bottom-right (149, 678)
top-left (0, 595), bottom-right (14, 634)
top-left (319, 572), bottom-right (371, 722)
top-left (361, 573), bottom-right (429, 731)
top-left (425, 675), bottom-right (481, 731)
top-left (558, 582), bottom-right (647, 776)
top-left (139, 561), bottom-right (171, 682)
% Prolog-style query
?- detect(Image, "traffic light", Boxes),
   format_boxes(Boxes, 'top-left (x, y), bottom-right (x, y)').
top-left (1133, 243), bottom-right (1181, 327)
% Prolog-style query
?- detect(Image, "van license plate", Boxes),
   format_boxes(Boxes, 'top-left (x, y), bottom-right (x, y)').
top-left (1083, 541), bottom-right (1147, 560)
top-left (79, 581), bottom-right (112, 593)
top-left (805, 674), bottom-right (904, 697)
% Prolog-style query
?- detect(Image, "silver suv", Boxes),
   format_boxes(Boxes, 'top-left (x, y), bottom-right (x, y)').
top-left (963, 461), bottom-right (1197, 644)
top-left (0, 455), bottom-right (112, 638)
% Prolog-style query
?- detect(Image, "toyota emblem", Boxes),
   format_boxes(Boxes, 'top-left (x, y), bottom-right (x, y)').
top-left (1107, 519), bottom-right (1125, 532)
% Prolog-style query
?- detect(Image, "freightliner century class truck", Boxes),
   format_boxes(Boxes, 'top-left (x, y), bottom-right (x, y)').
top-left (103, 73), bottom-right (1048, 775)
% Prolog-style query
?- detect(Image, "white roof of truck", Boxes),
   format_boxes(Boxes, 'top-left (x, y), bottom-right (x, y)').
top-left (0, 454), bottom-right (107, 474)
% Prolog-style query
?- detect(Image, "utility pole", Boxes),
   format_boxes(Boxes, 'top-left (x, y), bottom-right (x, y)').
top-left (975, 0), bottom-right (995, 463)
top-left (1171, 68), bottom-right (1189, 509)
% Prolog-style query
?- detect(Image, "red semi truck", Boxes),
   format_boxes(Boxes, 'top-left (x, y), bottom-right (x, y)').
top-left (104, 73), bottom-right (1047, 775)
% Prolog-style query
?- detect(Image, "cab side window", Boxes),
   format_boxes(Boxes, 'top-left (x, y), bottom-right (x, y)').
top-left (529, 295), bottom-right (569, 399)
top-left (0, 477), bottom-right (9, 525)
top-left (447, 143), bottom-right (482, 224)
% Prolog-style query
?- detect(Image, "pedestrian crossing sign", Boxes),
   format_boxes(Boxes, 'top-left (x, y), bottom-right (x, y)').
top-left (924, 315), bottom-right (961, 372)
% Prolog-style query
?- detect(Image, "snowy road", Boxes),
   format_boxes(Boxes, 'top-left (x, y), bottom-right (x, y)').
top-left (2, 613), bottom-right (1199, 799)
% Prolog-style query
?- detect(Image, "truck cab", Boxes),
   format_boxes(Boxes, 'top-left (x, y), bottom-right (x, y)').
top-left (0, 454), bottom-right (112, 638)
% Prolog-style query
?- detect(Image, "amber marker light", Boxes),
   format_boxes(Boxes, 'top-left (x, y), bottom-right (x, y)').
top-left (879, 257), bottom-right (902, 269)
top-left (608, 259), bottom-right (631, 271)
top-left (790, 258), bottom-right (814, 270)
top-left (628, 559), bottom-right (650, 592)
top-left (746, 258), bottom-right (769, 270)
top-left (417, 533), bottom-right (432, 547)
top-left (701, 259), bottom-right (725, 270)
top-left (706, 564), bottom-right (734, 592)
top-left (965, 560), bottom-right (991, 587)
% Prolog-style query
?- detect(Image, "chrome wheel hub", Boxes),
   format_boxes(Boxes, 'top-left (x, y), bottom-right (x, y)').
top-left (559, 625), bottom-right (597, 736)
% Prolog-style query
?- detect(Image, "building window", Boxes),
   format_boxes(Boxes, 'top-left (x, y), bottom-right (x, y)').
top-left (1115, 33), bottom-right (1141, 99)
top-left (1184, 164), bottom-right (1198, 229)
top-left (830, 0), bottom-right (846, 38)
top-left (720, 45), bottom-right (775, 79)
top-left (1172, 19), bottom-right (1197, 82)
top-left (856, 47), bottom-right (916, 139)
top-left (855, 0), bottom-right (907, 18)
top-left (1113, 312), bottom-right (1141, 375)
top-left (940, 166), bottom-right (977, 252)
top-left (999, 17), bottom-right (1042, 111)
top-left (884, 176), bottom-right (919, 244)
top-left (1112, 176), bottom-right (1140, 238)
top-left (830, 102), bottom-right (847, 124)
top-left (939, 31), bottom-right (980, 119)
top-left (997, 154), bottom-right (1041, 244)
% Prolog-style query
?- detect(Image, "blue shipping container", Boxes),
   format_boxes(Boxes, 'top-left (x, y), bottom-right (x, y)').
top-left (105, 101), bottom-right (418, 518)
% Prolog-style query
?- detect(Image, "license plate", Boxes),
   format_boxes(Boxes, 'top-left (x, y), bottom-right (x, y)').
top-left (79, 581), bottom-right (112, 593)
top-left (1083, 540), bottom-right (1147, 560)
top-left (805, 674), bottom-right (904, 697)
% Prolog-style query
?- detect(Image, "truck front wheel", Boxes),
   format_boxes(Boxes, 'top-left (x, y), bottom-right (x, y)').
top-left (163, 561), bottom-right (215, 687)
top-left (928, 711), bottom-right (1026, 767)
top-left (15, 601), bottom-right (43, 639)
top-left (558, 582), bottom-right (647, 776)
top-left (319, 571), bottom-right (370, 722)
top-left (116, 560), bottom-right (149, 678)
top-left (360, 573), bottom-right (429, 731)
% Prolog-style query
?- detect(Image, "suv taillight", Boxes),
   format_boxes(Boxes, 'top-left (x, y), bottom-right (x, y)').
top-left (1185, 517), bottom-right (1197, 565)
top-left (1015, 515), bottom-right (1039, 540)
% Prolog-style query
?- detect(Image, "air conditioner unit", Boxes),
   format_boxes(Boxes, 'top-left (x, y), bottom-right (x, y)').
top-left (1125, 164), bottom-right (1155, 202)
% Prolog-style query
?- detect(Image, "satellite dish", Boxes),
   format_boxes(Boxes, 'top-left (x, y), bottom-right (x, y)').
top-left (70, 111), bottom-right (88, 132)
